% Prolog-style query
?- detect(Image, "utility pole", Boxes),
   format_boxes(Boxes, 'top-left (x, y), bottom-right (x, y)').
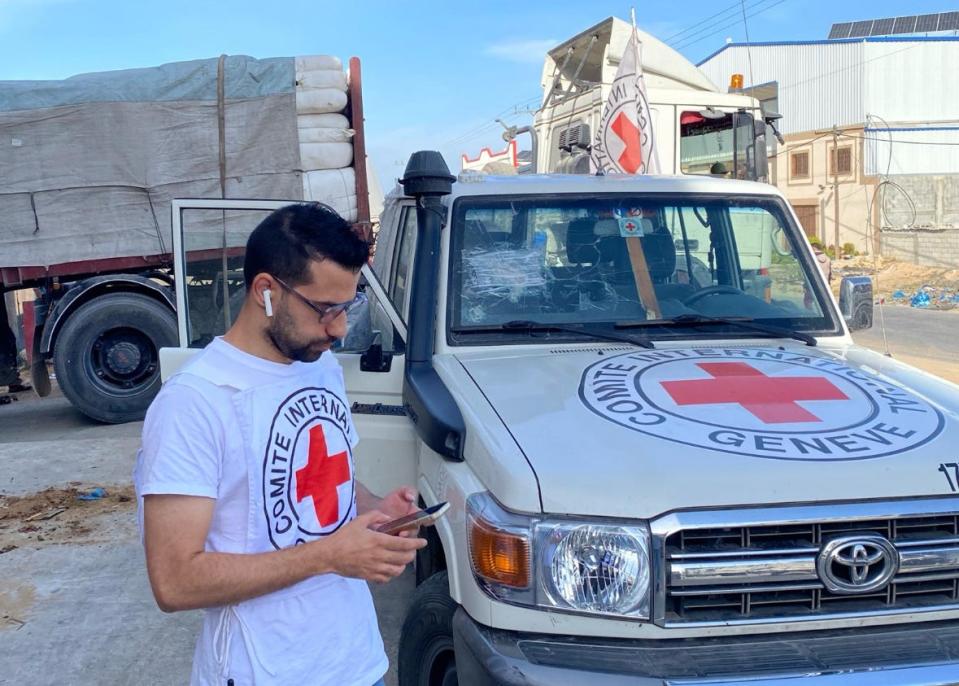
top-left (832, 126), bottom-right (840, 254)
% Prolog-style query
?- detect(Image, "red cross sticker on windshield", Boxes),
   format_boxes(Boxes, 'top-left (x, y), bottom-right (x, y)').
top-left (660, 362), bottom-right (849, 423)
top-left (295, 425), bottom-right (350, 527)
top-left (611, 112), bottom-right (643, 173)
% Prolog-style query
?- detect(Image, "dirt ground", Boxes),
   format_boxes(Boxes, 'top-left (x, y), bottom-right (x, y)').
top-left (834, 255), bottom-right (959, 308)
top-left (0, 485), bottom-right (135, 552)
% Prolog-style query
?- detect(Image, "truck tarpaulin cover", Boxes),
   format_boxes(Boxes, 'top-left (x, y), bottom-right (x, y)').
top-left (0, 55), bottom-right (302, 268)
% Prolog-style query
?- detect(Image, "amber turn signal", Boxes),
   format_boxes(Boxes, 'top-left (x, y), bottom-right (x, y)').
top-left (468, 515), bottom-right (530, 588)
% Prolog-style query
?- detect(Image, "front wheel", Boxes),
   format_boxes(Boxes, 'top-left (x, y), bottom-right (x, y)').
top-left (398, 571), bottom-right (458, 686)
top-left (53, 292), bottom-right (176, 423)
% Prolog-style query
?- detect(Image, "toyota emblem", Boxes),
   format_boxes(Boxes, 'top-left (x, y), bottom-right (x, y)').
top-left (817, 534), bottom-right (899, 594)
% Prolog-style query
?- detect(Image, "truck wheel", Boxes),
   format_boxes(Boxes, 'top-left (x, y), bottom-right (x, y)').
top-left (53, 292), bottom-right (176, 423)
top-left (398, 571), bottom-right (458, 686)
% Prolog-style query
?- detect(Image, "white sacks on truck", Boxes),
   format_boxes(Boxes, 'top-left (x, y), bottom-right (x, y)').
top-left (302, 167), bottom-right (357, 221)
top-left (294, 55), bottom-right (356, 215)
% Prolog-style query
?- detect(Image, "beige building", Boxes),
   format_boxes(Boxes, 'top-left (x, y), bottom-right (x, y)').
top-left (775, 125), bottom-right (877, 253)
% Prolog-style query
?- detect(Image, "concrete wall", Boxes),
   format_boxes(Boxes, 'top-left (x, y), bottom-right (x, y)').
top-left (880, 229), bottom-right (959, 267)
top-left (880, 175), bottom-right (959, 228)
top-left (878, 174), bottom-right (959, 267)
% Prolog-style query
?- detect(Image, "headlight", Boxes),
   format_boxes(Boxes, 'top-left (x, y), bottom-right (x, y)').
top-left (467, 492), bottom-right (652, 620)
top-left (540, 523), bottom-right (650, 618)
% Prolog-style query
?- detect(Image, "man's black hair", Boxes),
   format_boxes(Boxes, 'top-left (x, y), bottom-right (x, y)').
top-left (243, 203), bottom-right (369, 289)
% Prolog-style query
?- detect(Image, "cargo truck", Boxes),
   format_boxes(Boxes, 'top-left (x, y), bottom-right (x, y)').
top-left (487, 17), bottom-right (780, 181)
top-left (0, 54), bottom-right (376, 422)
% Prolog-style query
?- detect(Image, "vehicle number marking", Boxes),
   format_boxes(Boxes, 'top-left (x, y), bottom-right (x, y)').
top-left (938, 462), bottom-right (959, 492)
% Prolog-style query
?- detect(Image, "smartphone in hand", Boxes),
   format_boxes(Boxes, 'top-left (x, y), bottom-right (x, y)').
top-left (375, 502), bottom-right (449, 535)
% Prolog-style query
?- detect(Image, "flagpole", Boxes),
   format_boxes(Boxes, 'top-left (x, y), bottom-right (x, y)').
top-left (630, 7), bottom-right (660, 174)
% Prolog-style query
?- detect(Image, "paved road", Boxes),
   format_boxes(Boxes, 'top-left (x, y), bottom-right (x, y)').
top-left (851, 305), bottom-right (959, 383)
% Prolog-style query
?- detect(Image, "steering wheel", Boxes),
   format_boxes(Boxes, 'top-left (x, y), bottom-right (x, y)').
top-left (684, 284), bottom-right (745, 306)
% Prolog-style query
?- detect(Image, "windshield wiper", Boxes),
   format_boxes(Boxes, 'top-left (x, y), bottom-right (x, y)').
top-left (452, 320), bottom-right (655, 349)
top-left (614, 314), bottom-right (817, 347)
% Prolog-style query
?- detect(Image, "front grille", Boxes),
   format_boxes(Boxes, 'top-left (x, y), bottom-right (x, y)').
top-left (662, 510), bottom-right (959, 625)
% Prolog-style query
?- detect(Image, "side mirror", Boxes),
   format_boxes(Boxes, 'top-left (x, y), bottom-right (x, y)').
top-left (771, 226), bottom-right (792, 257)
top-left (339, 295), bottom-right (375, 352)
top-left (751, 119), bottom-right (769, 182)
top-left (360, 330), bottom-right (393, 373)
top-left (839, 276), bottom-right (873, 331)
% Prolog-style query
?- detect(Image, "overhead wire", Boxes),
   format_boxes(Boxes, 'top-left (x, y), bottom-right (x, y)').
top-left (661, 0), bottom-right (750, 44)
top-left (670, 0), bottom-right (788, 51)
top-left (440, 95), bottom-right (542, 149)
top-left (667, 0), bottom-right (780, 49)
top-left (739, 0), bottom-right (756, 88)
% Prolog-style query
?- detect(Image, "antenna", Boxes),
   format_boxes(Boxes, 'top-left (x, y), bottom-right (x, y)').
top-left (739, 0), bottom-right (756, 88)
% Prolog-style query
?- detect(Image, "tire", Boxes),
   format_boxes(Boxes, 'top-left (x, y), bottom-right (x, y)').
top-left (53, 292), bottom-right (176, 423)
top-left (398, 571), bottom-right (458, 686)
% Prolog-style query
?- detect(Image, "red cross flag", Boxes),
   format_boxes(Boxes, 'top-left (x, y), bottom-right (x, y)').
top-left (590, 26), bottom-right (659, 175)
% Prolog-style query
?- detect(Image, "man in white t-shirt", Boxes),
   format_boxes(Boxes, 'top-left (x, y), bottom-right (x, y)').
top-left (136, 203), bottom-right (425, 685)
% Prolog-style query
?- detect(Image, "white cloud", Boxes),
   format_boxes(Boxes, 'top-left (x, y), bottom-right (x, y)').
top-left (484, 38), bottom-right (558, 64)
top-left (0, 0), bottom-right (72, 31)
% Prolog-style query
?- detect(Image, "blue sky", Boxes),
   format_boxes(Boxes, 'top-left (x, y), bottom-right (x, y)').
top-left (1, 0), bottom-right (952, 188)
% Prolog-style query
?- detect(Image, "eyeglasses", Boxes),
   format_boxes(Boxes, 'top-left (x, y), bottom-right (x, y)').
top-left (273, 276), bottom-right (367, 324)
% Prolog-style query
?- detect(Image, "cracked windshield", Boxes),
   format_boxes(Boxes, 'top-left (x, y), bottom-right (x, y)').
top-left (452, 196), bottom-right (830, 334)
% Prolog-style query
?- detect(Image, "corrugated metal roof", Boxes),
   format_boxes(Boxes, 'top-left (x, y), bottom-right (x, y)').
top-left (698, 43), bottom-right (865, 133)
top-left (698, 36), bottom-right (959, 66)
top-left (698, 40), bottom-right (959, 135)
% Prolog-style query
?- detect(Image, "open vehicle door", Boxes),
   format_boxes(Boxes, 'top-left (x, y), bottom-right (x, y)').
top-left (160, 198), bottom-right (417, 496)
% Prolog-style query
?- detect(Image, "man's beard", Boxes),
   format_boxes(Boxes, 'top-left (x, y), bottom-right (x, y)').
top-left (266, 307), bottom-right (335, 363)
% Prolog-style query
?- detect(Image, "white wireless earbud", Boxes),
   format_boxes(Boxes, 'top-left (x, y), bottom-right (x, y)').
top-left (263, 289), bottom-right (273, 317)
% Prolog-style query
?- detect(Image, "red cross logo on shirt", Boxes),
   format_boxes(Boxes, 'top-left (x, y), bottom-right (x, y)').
top-left (660, 362), bottom-right (849, 424)
top-left (611, 112), bottom-right (643, 173)
top-left (295, 424), bottom-right (351, 527)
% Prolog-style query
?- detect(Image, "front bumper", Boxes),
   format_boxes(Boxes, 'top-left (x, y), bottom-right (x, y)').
top-left (452, 609), bottom-right (959, 685)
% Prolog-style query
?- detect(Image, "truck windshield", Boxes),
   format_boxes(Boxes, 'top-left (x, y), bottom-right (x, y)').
top-left (448, 195), bottom-right (839, 343)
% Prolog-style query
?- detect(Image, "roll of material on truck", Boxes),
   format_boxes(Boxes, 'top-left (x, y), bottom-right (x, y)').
top-left (295, 88), bottom-right (348, 115)
top-left (297, 113), bottom-right (350, 130)
top-left (302, 168), bottom-right (357, 221)
top-left (295, 69), bottom-right (348, 90)
top-left (297, 127), bottom-right (354, 144)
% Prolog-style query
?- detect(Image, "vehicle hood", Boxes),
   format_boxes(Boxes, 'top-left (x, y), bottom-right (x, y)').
top-left (454, 343), bottom-right (958, 518)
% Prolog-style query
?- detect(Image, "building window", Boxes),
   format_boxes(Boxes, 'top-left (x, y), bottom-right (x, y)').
top-left (830, 146), bottom-right (853, 176)
top-left (790, 151), bottom-right (810, 180)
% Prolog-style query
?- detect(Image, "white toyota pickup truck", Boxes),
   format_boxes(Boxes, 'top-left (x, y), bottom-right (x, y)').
top-left (163, 152), bottom-right (959, 685)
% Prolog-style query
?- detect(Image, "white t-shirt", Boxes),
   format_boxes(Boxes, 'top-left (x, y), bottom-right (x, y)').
top-left (135, 337), bottom-right (387, 686)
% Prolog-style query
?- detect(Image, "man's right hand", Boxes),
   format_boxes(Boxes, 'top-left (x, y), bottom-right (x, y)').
top-left (320, 510), bottom-right (427, 583)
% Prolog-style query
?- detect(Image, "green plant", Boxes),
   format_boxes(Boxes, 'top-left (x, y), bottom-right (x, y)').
top-left (842, 242), bottom-right (858, 257)
top-left (808, 235), bottom-right (824, 249)
top-left (825, 245), bottom-right (837, 259)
